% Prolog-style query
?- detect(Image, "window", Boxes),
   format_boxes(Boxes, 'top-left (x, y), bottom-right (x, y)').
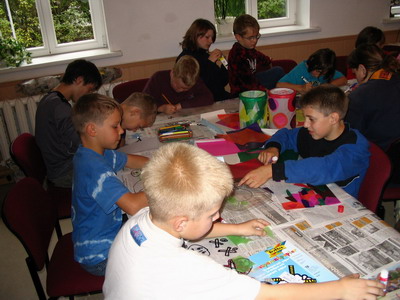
top-left (0, 0), bottom-right (107, 57)
top-left (390, 0), bottom-right (400, 18)
top-left (214, 0), bottom-right (297, 29)
top-left (247, 0), bottom-right (296, 28)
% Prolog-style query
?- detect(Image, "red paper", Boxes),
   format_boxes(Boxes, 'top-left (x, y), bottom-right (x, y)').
top-left (227, 158), bottom-right (264, 180)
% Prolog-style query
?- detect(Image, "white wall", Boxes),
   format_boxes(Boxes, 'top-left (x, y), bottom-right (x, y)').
top-left (1, 0), bottom-right (399, 82)
top-left (102, 0), bottom-right (399, 64)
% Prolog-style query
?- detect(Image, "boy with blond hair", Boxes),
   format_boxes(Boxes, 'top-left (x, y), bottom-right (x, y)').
top-left (143, 55), bottom-right (214, 115)
top-left (119, 92), bottom-right (158, 146)
top-left (228, 14), bottom-right (285, 96)
top-left (240, 85), bottom-right (370, 198)
top-left (71, 93), bottom-right (149, 276)
top-left (103, 142), bottom-right (384, 300)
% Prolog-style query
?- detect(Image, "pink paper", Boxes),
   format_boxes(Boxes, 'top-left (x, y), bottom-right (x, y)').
top-left (195, 139), bottom-right (240, 156)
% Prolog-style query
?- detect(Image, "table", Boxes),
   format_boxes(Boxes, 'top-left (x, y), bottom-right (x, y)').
top-left (118, 99), bottom-right (400, 297)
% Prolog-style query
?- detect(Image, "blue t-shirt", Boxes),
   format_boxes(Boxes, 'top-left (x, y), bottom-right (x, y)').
top-left (278, 60), bottom-right (344, 85)
top-left (72, 146), bottom-right (129, 266)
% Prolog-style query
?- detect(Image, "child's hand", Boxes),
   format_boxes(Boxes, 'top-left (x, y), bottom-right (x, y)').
top-left (235, 219), bottom-right (270, 236)
top-left (238, 165), bottom-right (272, 188)
top-left (158, 104), bottom-right (177, 115)
top-left (209, 49), bottom-right (222, 63)
top-left (258, 147), bottom-right (279, 164)
top-left (301, 82), bottom-right (313, 94)
top-left (339, 274), bottom-right (385, 300)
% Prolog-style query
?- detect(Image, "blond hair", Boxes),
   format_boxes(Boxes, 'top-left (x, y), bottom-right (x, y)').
top-left (72, 93), bottom-right (122, 134)
top-left (172, 55), bottom-right (200, 87)
top-left (122, 92), bottom-right (157, 120)
top-left (142, 143), bottom-right (233, 222)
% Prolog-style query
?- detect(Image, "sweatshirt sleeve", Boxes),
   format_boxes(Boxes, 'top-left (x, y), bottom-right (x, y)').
top-left (283, 140), bottom-right (370, 186)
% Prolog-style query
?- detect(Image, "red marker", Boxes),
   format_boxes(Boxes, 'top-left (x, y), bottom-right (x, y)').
top-left (338, 205), bottom-right (344, 213)
top-left (379, 269), bottom-right (388, 292)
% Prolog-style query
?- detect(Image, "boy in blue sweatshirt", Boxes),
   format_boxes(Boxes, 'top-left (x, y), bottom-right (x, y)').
top-left (239, 85), bottom-right (370, 198)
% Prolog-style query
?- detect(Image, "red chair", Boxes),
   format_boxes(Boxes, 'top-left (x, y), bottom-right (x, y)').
top-left (378, 139), bottom-right (400, 220)
top-left (2, 177), bottom-right (104, 300)
top-left (10, 133), bottom-right (71, 236)
top-left (358, 142), bottom-right (392, 213)
top-left (335, 55), bottom-right (348, 77)
top-left (112, 78), bottom-right (149, 103)
top-left (271, 59), bottom-right (297, 74)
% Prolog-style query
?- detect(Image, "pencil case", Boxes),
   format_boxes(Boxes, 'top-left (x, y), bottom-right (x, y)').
top-left (158, 124), bottom-right (193, 142)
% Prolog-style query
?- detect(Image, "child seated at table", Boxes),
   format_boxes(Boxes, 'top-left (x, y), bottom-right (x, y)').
top-left (228, 14), bottom-right (285, 97)
top-left (239, 85), bottom-right (370, 199)
top-left (143, 55), bottom-right (214, 115)
top-left (177, 18), bottom-right (231, 101)
top-left (103, 142), bottom-right (384, 300)
top-left (71, 93), bottom-right (149, 276)
top-left (119, 92), bottom-right (158, 147)
top-left (276, 48), bottom-right (347, 94)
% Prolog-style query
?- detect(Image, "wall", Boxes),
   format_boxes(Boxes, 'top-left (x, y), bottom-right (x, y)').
top-left (0, 0), bottom-right (399, 99)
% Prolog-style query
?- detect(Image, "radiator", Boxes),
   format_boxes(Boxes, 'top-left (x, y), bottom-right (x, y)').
top-left (0, 82), bottom-right (118, 164)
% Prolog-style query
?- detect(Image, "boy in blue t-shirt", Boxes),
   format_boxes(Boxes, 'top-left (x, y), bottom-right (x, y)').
top-left (239, 85), bottom-right (369, 199)
top-left (71, 93), bottom-right (151, 276)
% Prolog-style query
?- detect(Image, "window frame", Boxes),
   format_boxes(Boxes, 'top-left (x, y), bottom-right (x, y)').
top-left (245, 0), bottom-right (297, 28)
top-left (17, 0), bottom-right (107, 57)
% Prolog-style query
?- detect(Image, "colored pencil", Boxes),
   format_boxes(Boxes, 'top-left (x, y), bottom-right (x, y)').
top-left (161, 93), bottom-right (172, 105)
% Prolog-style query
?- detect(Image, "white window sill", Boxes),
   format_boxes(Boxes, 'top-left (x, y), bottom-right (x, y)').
top-left (215, 25), bottom-right (321, 43)
top-left (382, 17), bottom-right (400, 24)
top-left (0, 48), bottom-right (122, 80)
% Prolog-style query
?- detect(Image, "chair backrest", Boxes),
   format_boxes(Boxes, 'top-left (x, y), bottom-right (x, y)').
top-left (112, 78), bottom-right (149, 103)
top-left (10, 133), bottom-right (46, 184)
top-left (335, 55), bottom-right (348, 76)
top-left (2, 177), bottom-right (57, 271)
top-left (271, 59), bottom-right (297, 74)
top-left (358, 142), bottom-right (392, 212)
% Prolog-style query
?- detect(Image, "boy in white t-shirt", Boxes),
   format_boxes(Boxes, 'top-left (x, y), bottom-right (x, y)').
top-left (103, 143), bottom-right (384, 300)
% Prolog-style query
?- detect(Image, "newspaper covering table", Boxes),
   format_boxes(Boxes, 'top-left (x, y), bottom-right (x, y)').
top-left (118, 98), bottom-right (400, 298)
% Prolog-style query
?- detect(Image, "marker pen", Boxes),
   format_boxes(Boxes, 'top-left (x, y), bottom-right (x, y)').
top-left (268, 156), bottom-right (278, 164)
top-left (301, 76), bottom-right (309, 83)
top-left (379, 269), bottom-right (389, 292)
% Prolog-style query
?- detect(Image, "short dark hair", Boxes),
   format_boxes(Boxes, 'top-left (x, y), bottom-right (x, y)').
top-left (299, 85), bottom-right (348, 120)
top-left (61, 59), bottom-right (102, 90)
top-left (306, 48), bottom-right (337, 83)
top-left (233, 14), bottom-right (259, 36)
top-left (355, 26), bottom-right (385, 48)
top-left (180, 19), bottom-right (216, 52)
top-left (72, 93), bottom-right (122, 134)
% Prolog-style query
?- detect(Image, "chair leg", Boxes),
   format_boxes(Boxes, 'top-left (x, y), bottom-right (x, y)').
top-left (376, 203), bottom-right (385, 220)
top-left (55, 221), bottom-right (62, 239)
top-left (26, 257), bottom-right (47, 300)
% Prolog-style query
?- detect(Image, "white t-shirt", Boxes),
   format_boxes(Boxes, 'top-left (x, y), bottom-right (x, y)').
top-left (103, 207), bottom-right (261, 300)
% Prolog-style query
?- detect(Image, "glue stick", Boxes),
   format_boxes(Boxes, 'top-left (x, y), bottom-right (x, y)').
top-left (379, 269), bottom-right (389, 292)
top-left (219, 56), bottom-right (228, 69)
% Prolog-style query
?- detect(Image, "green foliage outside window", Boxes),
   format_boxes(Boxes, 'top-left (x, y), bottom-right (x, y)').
top-left (0, 0), bottom-right (93, 48)
top-left (214, 0), bottom-right (286, 21)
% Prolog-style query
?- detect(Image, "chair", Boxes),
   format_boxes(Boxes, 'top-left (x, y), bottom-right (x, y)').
top-left (112, 78), bottom-right (149, 103)
top-left (10, 133), bottom-right (72, 235)
top-left (377, 139), bottom-right (400, 220)
top-left (271, 59), bottom-right (297, 74)
top-left (335, 55), bottom-right (348, 77)
top-left (2, 177), bottom-right (104, 300)
top-left (358, 142), bottom-right (392, 214)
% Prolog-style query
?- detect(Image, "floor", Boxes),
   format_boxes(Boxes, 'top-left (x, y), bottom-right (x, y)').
top-left (0, 182), bottom-right (397, 300)
top-left (0, 183), bottom-right (104, 300)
